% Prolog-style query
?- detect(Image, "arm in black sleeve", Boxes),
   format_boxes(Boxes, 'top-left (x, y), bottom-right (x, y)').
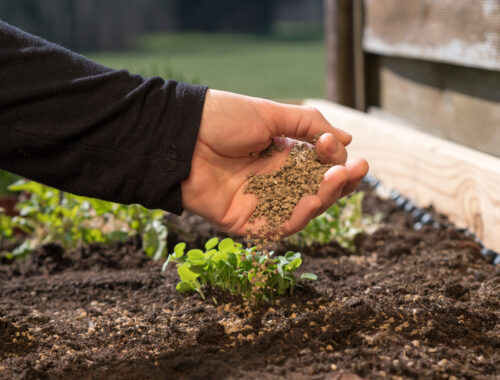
top-left (0, 21), bottom-right (208, 214)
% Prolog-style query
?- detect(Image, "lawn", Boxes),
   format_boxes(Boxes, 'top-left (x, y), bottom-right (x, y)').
top-left (0, 31), bottom-right (326, 196)
top-left (88, 32), bottom-right (326, 100)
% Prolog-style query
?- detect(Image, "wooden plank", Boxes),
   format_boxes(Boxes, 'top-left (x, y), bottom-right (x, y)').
top-left (363, 0), bottom-right (500, 71)
top-left (303, 99), bottom-right (500, 253)
top-left (377, 56), bottom-right (500, 157)
top-left (324, 0), bottom-right (355, 106)
top-left (353, 0), bottom-right (366, 111)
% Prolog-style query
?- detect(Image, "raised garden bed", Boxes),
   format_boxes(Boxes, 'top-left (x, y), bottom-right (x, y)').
top-left (1, 181), bottom-right (498, 380)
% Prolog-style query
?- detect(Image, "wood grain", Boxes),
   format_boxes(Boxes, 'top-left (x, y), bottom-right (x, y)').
top-left (377, 56), bottom-right (500, 157)
top-left (363, 0), bottom-right (500, 70)
top-left (303, 99), bottom-right (500, 253)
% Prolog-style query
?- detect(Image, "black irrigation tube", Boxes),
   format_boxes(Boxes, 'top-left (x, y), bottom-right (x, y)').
top-left (362, 175), bottom-right (500, 266)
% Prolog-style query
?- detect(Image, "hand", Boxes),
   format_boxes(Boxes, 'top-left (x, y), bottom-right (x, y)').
top-left (181, 89), bottom-right (368, 237)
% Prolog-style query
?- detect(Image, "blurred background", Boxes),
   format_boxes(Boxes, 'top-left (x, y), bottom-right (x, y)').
top-left (0, 0), bottom-right (499, 198)
top-left (0, 0), bottom-right (326, 99)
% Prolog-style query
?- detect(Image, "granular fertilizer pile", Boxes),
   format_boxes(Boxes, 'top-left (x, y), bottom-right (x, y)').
top-left (244, 142), bottom-right (330, 242)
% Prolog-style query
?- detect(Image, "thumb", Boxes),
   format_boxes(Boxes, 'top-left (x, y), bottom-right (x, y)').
top-left (268, 102), bottom-right (352, 146)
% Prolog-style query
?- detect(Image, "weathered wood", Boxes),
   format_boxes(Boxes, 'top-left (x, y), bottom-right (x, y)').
top-left (353, 0), bottom-right (366, 111)
top-left (363, 0), bottom-right (500, 71)
top-left (324, 0), bottom-right (355, 106)
top-left (303, 99), bottom-right (500, 253)
top-left (376, 56), bottom-right (500, 157)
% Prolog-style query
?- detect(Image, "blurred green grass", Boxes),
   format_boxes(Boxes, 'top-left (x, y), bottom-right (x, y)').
top-left (0, 30), bottom-right (326, 195)
top-left (88, 31), bottom-right (326, 99)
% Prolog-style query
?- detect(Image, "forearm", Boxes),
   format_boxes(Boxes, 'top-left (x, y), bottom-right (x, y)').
top-left (0, 21), bottom-right (207, 214)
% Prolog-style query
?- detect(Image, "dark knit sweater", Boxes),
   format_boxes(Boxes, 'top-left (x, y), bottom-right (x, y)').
top-left (0, 21), bottom-right (208, 214)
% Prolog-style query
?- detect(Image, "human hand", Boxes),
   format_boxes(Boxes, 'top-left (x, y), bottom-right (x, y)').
top-left (181, 89), bottom-right (368, 237)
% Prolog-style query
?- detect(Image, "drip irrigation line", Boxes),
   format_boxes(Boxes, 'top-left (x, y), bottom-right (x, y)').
top-left (362, 175), bottom-right (500, 266)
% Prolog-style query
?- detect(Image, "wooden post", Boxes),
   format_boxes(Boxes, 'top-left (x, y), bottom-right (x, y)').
top-left (324, 0), bottom-right (355, 107)
top-left (352, 0), bottom-right (365, 111)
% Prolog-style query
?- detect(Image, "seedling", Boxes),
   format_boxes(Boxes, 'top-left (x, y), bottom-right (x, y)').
top-left (0, 180), bottom-right (168, 260)
top-left (163, 237), bottom-right (317, 303)
top-left (0, 207), bottom-right (14, 241)
top-left (287, 192), bottom-right (381, 251)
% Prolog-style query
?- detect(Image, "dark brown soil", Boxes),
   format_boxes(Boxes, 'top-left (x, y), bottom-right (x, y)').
top-left (0, 184), bottom-right (498, 380)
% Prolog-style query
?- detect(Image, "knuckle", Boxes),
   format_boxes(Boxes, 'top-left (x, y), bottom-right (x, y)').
top-left (306, 106), bottom-right (320, 117)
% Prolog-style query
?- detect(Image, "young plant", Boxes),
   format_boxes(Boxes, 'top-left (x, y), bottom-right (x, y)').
top-left (1, 180), bottom-right (167, 260)
top-left (163, 237), bottom-right (317, 303)
top-left (287, 192), bottom-right (380, 251)
top-left (0, 208), bottom-right (14, 241)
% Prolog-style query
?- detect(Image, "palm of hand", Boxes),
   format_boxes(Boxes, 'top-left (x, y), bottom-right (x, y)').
top-left (181, 90), bottom-right (368, 238)
top-left (182, 113), bottom-right (285, 235)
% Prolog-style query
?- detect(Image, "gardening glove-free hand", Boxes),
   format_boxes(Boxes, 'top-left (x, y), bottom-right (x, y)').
top-left (181, 89), bottom-right (369, 237)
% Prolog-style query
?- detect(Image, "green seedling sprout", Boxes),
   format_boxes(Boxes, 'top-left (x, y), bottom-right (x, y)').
top-left (1, 179), bottom-right (168, 260)
top-left (287, 192), bottom-right (381, 251)
top-left (163, 237), bottom-right (317, 304)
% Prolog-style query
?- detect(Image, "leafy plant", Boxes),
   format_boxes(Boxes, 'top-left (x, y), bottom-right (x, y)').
top-left (163, 237), bottom-right (317, 303)
top-left (0, 208), bottom-right (14, 241)
top-left (287, 192), bottom-right (381, 251)
top-left (0, 169), bottom-right (19, 197)
top-left (0, 180), bottom-right (167, 260)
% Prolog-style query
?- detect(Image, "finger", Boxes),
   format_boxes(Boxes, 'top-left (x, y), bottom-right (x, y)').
top-left (270, 103), bottom-right (352, 146)
top-left (341, 157), bottom-right (369, 197)
top-left (312, 165), bottom-right (349, 217)
top-left (315, 132), bottom-right (347, 165)
top-left (280, 195), bottom-right (322, 237)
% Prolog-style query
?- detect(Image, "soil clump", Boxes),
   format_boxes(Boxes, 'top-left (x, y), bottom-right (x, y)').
top-left (244, 142), bottom-right (329, 242)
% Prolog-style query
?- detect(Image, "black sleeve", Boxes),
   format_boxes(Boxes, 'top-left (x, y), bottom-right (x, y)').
top-left (0, 21), bottom-right (208, 215)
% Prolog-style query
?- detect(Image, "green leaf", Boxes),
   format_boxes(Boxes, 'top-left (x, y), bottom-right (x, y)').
top-left (278, 256), bottom-right (288, 266)
top-left (106, 230), bottom-right (129, 243)
top-left (143, 220), bottom-right (168, 260)
top-left (285, 257), bottom-right (302, 271)
top-left (227, 252), bottom-right (238, 267)
top-left (177, 263), bottom-right (201, 281)
top-left (173, 242), bottom-right (186, 258)
top-left (176, 281), bottom-right (195, 293)
top-left (211, 251), bottom-right (227, 263)
top-left (205, 237), bottom-right (219, 251)
top-left (218, 238), bottom-right (237, 253)
top-left (277, 265), bottom-right (284, 277)
top-left (187, 249), bottom-right (204, 261)
top-left (88, 198), bottom-right (115, 215)
top-left (10, 240), bottom-right (34, 259)
top-left (8, 180), bottom-right (44, 195)
top-left (300, 273), bottom-right (318, 281)
top-left (148, 209), bottom-right (165, 220)
top-left (187, 249), bottom-right (207, 266)
top-left (83, 228), bottom-right (104, 243)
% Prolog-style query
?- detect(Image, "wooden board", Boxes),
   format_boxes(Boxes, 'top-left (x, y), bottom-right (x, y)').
top-left (303, 99), bottom-right (500, 253)
top-left (324, 0), bottom-right (355, 106)
top-left (353, 0), bottom-right (366, 111)
top-left (363, 0), bottom-right (500, 71)
top-left (376, 56), bottom-right (500, 157)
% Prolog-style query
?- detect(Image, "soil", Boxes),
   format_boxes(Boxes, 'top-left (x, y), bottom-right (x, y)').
top-left (244, 143), bottom-right (329, 241)
top-left (0, 184), bottom-right (498, 380)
